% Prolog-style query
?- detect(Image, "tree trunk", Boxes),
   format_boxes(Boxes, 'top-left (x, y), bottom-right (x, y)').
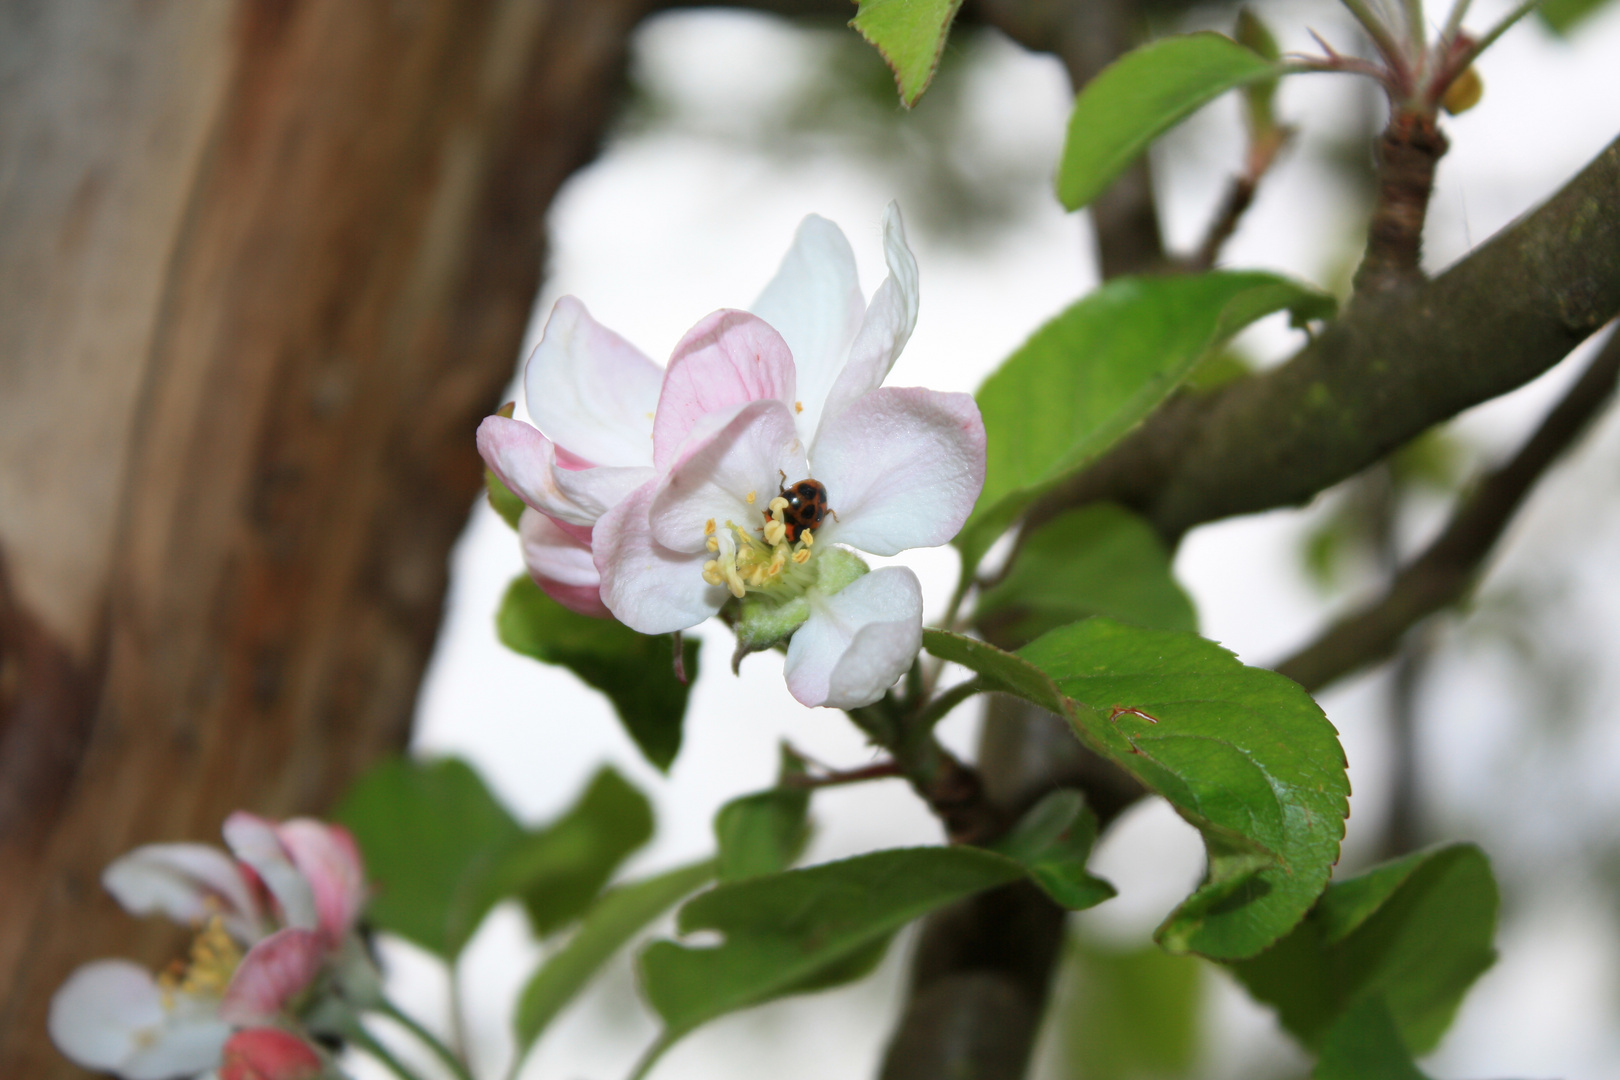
top-left (0, 1), bottom-right (647, 1073)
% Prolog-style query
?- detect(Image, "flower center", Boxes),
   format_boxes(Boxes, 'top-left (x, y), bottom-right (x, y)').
top-left (157, 916), bottom-right (243, 1005)
top-left (701, 494), bottom-right (820, 599)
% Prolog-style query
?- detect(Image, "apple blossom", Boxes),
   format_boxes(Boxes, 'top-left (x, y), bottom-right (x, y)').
top-left (480, 204), bottom-right (984, 709)
top-left (49, 815), bottom-right (366, 1080)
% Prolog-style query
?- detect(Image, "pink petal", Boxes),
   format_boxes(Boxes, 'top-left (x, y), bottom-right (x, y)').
top-left (223, 813), bottom-right (317, 932)
top-left (520, 509), bottom-right (611, 618)
top-left (274, 821), bottom-right (365, 947)
top-left (221, 1028), bottom-right (324, 1080)
top-left (524, 296), bottom-right (662, 468)
top-left (101, 843), bottom-right (261, 940)
top-left (784, 567), bottom-right (924, 708)
top-left (816, 202), bottom-right (919, 443)
top-left (811, 387), bottom-right (985, 556)
top-left (650, 399), bottom-right (807, 554)
top-left (652, 310), bottom-right (796, 470)
top-left (750, 214), bottom-right (865, 448)
top-left (478, 415), bottom-right (653, 528)
top-left (594, 480), bottom-right (724, 634)
top-left (220, 929), bottom-right (324, 1025)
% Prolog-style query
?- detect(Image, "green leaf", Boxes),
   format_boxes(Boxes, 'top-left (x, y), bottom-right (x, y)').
top-left (991, 790), bottom-right (1116, 911)
top-left (849, 0), bottom-right (965, 107)
top-left (1060, 936), bottom-right (1204, 1080)
top-left (1538, 0), bottom-right (1616, 33)
top-left (924, 619), bottom-right (1349, 960)
top-left (1228, 844), bottom-right (1498, 1055)
top-left (715, 787), bottom-right (811, 882)
top-left (492, 767), bottom-right (655, 937)
top-left (958, 273), bottom-right (1334, 575)
top-left (513, 859), bottom-right (715, 1061)
top-left (1056, 33), bottom-right (1278, 211)
top-left (335, 757), bottom-right (523, 959)
top-left (486, 469), bottom-right (525, 530)
top-left (638, 847), bottom-right (1026, 1049)
top-left (975, 504), bottom-right (1197, 646)
top-left (1313, 996), bottom-right (1431, 1080)
top-left (497, 575), bottom-right (698, 771)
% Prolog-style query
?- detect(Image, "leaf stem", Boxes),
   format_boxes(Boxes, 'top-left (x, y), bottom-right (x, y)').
top-left (1457, 0), bottom-right (1541, 66)
top-left (1439, 0), bottom-right (1476, 46)
top-left (346, 1021), bottom-right (430, 1080)
top-left (379, 998), bottom-right (476, 1080)
top-left (1338, 0), bottom-right (1411, 71)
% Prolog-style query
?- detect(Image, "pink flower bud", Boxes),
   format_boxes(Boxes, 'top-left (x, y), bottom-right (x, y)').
top-left (221, 1028), bottom-right (323, 1080)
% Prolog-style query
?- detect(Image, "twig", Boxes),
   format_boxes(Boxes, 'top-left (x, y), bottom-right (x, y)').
top-left (1276, 325), bottom-right (1620, 692)
top-left (1355, 108), bottom-right (1450, 291)
top-left (1189, 127), bottom-right (1292, 272)
top-left (782, 759), bottom-right (905, 789)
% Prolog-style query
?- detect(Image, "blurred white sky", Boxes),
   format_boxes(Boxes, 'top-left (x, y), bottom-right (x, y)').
top-left (392, 3), bottom-right (1620, 1078)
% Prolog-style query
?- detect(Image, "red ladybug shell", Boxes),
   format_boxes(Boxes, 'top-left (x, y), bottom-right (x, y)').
top-left (777, 478), bottom-right (829, 542)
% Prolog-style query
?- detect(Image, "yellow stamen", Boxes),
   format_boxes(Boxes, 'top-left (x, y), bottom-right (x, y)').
top-left (763, 519), bottom-right (786, 546)
top-left (706, 536), bottom-right (719, 552)
top-left (795, 401), bottom-right (804, 414)
top-left (800, 529), bottom-right (814, 547)
top-left (769, 496), bottom-right (789, 515)
top-left (704, 518), bottom-right (716, 536)
top-left (156, 917), bottom-right (242, 1007)
top-left (793, 548), bottom-right (812, 564)
top-left (745, 491), bottom-right (757, 504)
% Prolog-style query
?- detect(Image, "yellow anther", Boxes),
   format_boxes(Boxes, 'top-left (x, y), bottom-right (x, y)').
top-left (795, 401), bottom-right (804, 414)
top-left (704, 518), bottom-right (715, 536)
top-left (763, 519), bottom-right (786, 546)
top-left (706, 537), bottom-right (719, 552)
top-left (703, 560), bottom-right (723, 585)
top-left (745, 491), bottom-right (757, 504)
top-left (157, 917), bottom-right (242, 1005)
top-left (793, 548), bottom-right (812, 564)
top-left (799, 529), bottom-right (814, 547)
top-left (769, 496), bottom-right (790, 515)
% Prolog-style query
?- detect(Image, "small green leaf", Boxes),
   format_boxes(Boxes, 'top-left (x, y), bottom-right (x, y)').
top-left (638, 847), bottom-right (1026, 1050)
top-left (991, 790), bottom-right (1116, 910)
top-left (924, 619), bottom-right (1349, 960)
top-left (486, 470), bottom-right (526, 530)
top-left (1060, 936), bottom-right (1204, 1080)
top-left (336, 758), bottom-right (522, 959)
top-left (849, 0), bottom-right (965, 107)
top-left (513, 859), bottom-right (715, 1060)
top-left (491, 767), bottom-right (655, 937)
top-left (1056, 33), bottom-right (1278, 211)
top-left (1313, 996), bottom-right (1431, 1080)
top-left (715, 787), bottom-right (811, 882)
top-left (1229, 844), bottom-right (1498, 1055)
top-left (1538, 0), bottom-right (1616, 33)
top-left (975, 504), bottom-right (1197, 646)
top-left (497, 575), bottom-right (698, 771)
top-left (958, 273), bottom-right (1333, 575)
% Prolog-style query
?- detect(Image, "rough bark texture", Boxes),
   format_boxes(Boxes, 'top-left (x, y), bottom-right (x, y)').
top-left (0, 1), bottom-right (647, 1073)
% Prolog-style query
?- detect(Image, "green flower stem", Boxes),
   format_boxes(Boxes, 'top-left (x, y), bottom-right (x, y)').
top-left (344, 1020), bottom-right (430, 1080)
top-left (912, 679), bottom-right (985, 734)
top-left (379, 998), bottom-right (476, 1080)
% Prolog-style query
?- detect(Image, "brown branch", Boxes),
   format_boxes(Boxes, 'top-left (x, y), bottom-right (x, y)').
top-left (1276, 324), bottom-right (1620, 693)
top-left (1032, 131), bottom-right (1620, 546)
top-left (1355, 109), bottom-right (1451, 291)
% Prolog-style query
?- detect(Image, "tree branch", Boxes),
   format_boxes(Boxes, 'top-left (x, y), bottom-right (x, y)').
top-left (1032, 132), bottom-right (1620, 545)
top-left (1275, 322), bottom-right (1620, 692)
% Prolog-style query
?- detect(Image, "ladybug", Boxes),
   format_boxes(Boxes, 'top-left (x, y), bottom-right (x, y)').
top-left (774, 475), bottom-right (831, 543)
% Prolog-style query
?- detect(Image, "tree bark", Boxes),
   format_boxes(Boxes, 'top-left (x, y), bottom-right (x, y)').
top-left (0, 1), bottom-right (648, 1073)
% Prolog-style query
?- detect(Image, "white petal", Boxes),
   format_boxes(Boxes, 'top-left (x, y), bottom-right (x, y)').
top-left (750, 214), bottom-right (866, 448)
top-left (784, 568), bottom-right (924, 709)
top-left (811, 387), bottom-right (986, 555)
top-left (219, 928), bottom-right (323, 1025)
top-left (523, 296), bottom-right (661, 468)
top-left (651, 310), bottom-right (796, 470)
top-left (519, 509), bottom-right (610, 617)
top-left (594, 480), bottom-right (726, 634)
top-left (275, 821), bottom-right (365, 946)
top-left (222, 813), bottom-right (316, 932)
top-left (650, 400), bottom-right (807, 554)
top-left (102, 844), bottom-right (260, 940)
top-left (49, 961), bottom-right (229, 1080)
top-left (478, 415), bottom-right (653, 528)
top-left (815, 202), bottom-right (920, 445)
